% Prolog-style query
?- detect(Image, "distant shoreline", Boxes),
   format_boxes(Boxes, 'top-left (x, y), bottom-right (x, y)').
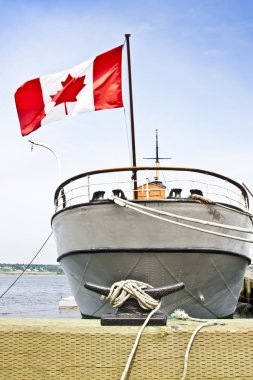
top-left (0, 264), bottom-right (63, 275)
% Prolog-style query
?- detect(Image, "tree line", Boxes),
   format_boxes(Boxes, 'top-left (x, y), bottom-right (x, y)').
top-left (0, 263), bottom-right (63, 274)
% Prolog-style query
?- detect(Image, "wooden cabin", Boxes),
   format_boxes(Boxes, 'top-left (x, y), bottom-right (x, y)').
top-left (137, 181), bottom-right (167, 200)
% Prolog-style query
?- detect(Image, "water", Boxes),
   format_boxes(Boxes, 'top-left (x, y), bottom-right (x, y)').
top-left (1, 269), bottom-right (252, 319)
top-left (0, 274), bottom-right (80, 318)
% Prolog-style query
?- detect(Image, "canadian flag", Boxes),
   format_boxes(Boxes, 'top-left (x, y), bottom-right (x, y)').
top-left (15, 45), bottom-right (124, 136)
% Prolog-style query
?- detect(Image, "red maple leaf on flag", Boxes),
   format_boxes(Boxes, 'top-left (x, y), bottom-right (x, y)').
top-left (50, 73), bottom-right (86, 115)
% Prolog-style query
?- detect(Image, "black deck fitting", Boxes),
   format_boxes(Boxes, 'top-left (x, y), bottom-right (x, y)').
top-left (84, 281), bottom-right (185, 326)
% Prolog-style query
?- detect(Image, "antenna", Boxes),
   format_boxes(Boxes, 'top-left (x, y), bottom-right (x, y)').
top-left (143, 129), bottom-right (171, 181)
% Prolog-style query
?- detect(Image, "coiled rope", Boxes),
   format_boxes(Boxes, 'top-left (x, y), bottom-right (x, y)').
top-left (107, 279), bottom-right (159, 310)
top-left (171, 309), bottom-right (225, 380)
top-left (106, 280), bottom-right (161, 380)
top-left (0, 231), bottom-right (53, 300)
top-left (110, 196), bottom-right (253, 243)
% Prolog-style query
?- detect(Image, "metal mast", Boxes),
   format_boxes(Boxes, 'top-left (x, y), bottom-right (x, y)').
top-left (144, 129), bottom-right (171, 181)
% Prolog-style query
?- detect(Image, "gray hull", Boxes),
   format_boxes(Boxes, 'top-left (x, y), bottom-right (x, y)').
top-left (52, 200), bottom-right (252, 318)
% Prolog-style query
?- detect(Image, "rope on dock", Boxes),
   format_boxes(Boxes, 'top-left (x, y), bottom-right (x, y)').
top-left (106, 280), bottom-right (161, 380)
top-left (0, 231), bottom-right (53, 300)
top-left (171, 309), bottom-right (225, 380)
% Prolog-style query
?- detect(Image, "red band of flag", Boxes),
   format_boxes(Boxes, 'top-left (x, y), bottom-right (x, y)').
top-left (15, 45), bottom-right (124, 136)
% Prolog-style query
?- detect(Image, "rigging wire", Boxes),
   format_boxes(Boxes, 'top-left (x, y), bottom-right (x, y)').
top-left (161, 169), bottom-right (167, 185)
top-left (0, 231), bottom-right (53, 300)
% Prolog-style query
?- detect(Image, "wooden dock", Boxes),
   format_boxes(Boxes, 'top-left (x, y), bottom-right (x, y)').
top-left (0, 318), bottom-right (253, 379)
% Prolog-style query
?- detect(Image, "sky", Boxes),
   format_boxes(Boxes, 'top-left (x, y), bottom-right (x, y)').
top-left (1, 0), bottom-right (253, 264)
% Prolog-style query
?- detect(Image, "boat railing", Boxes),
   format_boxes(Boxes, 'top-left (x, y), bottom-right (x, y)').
top-left (164, 179), bottom-right (242, 199)
top-left (54, 167), bottom-right (249, 212)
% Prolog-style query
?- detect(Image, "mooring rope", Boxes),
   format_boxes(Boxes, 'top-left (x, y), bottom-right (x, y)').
top-left (107, 279), bottom-right (159, 310)
top-left (111, 196), bottom-right (253, 242)
top-left (171, 309), bottom-right (225, 380)
top-left (0, 231), bottom-right (53, 300)
top-left (106, 280), bottom-right (161, 380)
top-left (111, 195), bottom-right (253, 233)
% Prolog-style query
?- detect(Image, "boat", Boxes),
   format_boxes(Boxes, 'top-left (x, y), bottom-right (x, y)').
top-left (50, 40), bottom-right (253, 320)
top-left (52, 146), bottom-right (253, 318)
top-left (15, 35), bottom-right (252, 319)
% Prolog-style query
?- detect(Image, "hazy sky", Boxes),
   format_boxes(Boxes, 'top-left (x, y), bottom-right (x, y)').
top-left (1, 0), bottom-right (253, 263)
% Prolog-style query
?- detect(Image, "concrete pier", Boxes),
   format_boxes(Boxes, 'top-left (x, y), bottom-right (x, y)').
top-left (0, 318), bottom-right (253, 379)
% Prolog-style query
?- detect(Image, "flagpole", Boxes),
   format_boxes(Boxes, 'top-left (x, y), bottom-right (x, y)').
top-left (125, 33), bottom-right (138, 199)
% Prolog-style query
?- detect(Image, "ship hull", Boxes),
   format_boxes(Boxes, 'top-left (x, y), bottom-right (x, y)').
top-left (52, 200), bottom-right (252, 318)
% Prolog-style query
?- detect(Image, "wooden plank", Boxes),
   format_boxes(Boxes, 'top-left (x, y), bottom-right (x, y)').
top-left (0, 318), bottom-right (253, 379)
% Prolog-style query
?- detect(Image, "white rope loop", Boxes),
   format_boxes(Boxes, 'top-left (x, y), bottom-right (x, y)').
top-left (110, 196), bottom-right (253, 243)
top-left (110, 195), bottom-right (253, 232)
top-left (171, 308), bottom-right (211, 322)
top-left (107, 279), bottom-right (159, 310)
